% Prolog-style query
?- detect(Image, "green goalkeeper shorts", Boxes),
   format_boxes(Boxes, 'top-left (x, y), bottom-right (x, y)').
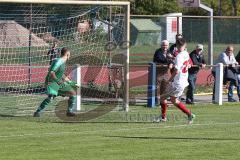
top-left (47, 81), bottom-right (78, 96)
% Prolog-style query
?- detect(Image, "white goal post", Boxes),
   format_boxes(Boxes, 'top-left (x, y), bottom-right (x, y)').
top-left (214, 63), bottom-right (223, 105)
top-left (0, 0), bottom-right (130, 113)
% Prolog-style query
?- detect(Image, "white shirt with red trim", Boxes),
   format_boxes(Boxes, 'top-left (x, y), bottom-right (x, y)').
top-left (172, 50), bottom-right (190, 88)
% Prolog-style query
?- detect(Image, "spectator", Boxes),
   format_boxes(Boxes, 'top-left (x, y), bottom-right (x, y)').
top-left (169, 33), bottom-right (183, 57)
top-left (235, 50), bottom-right (240, 101)
top-left (236, 50), bottom-right (240, 64)
top-left (153, 40), bottom-right (174, 104)
top-left (186, 44), bottom-right (206, 104)
top-left (48, 42), bottom-right (60, 65)
top-left (212, 45), bottom-right (239, 102)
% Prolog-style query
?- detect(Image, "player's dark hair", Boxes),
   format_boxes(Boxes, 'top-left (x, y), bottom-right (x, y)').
top-left (60, 47), bottom-right (70, 57)
top-left (176, 38), bottom-right (186, 47)
top-left (176, 33), bottom-right (183, 39)
top-left (176, 33), bottom-right (182, 37)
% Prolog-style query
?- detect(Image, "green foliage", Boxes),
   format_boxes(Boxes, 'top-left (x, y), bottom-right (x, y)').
top-left (207, 0), bottom-right (239, 16)
top-left (114, 0), bottom-right (240, 16)
top-left (131, 0), bottom-right (181, 15)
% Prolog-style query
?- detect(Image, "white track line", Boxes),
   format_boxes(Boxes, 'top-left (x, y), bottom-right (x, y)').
top-left (1, 121), bottom-right (240, 139)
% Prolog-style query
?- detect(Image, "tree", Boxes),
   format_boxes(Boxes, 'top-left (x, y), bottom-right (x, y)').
top-left (231, 0), bottom-right (237, 16)
top-left (129, 0), bottom-right (181, 15)
top-left (218, 0), bottom-right (222, 15)
top-left (121, 0), bottom-right (240, 16)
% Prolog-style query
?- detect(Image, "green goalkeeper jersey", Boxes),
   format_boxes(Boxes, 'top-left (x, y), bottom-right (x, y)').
top-left (45, 58), bottom-right (77, 96)
top-left (45, 58), bottom-right (65, 84)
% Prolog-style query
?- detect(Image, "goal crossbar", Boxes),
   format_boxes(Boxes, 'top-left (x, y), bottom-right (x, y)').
top-left (0, 0), bottom-right (130, 6)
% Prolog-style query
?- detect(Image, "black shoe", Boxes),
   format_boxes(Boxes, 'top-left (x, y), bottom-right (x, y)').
top-left (180, 97), bottom-right (185, 101)
top-left (186, 101), bottom-right (195, 105)
top-left (33, 112), bottom-right (40, 117)
top-left (228, 98), bottom-right (237, 102)
top-left (66, 112), bottom-right (76, 117)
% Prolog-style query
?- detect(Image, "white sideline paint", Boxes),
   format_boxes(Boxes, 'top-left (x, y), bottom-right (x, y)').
top-left (1, 121), bottom-right (240, 139)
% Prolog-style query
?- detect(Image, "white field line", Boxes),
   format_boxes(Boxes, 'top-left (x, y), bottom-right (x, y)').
top-left (1, 121), bottom-right (240, 139)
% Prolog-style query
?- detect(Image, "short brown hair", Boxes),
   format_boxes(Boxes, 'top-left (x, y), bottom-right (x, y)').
top-left (176, 34), bottom-right (183, 39)
top-left (60, 47), bottom-right (70, 57)
top-left (176, 38), bottom-right (186, 48)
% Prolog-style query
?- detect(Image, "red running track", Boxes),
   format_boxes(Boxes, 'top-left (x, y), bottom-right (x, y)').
top-left (0, 65), bottom-right (212, 87)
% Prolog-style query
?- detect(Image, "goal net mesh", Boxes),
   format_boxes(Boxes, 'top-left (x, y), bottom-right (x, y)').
top-left (0, 2), bottom-right (128, 118)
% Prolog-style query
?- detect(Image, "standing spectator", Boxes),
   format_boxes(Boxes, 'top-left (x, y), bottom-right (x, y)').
top-left (186, 44), bottom-right (206, 104)
top-left (153, 40), bottom-right (174, 104)
top-left (169, 34), bottom-right (183, 57)
top-left (212, 46), bottom-right (239, 102)
top-left (235, 50), bottom-right (240, 64)
top-left (235, 50), bottom-right (240, 101)
top-left (48, 42), bottom-right (60, 65)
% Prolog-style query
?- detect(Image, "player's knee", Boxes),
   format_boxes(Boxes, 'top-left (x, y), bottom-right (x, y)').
top-left (72, 91), bottom-right (77, 96)
top-left (170, 97), bottom-right (178, 104)
top-left (47, 95), bottom-right (55, 102)
top-left (160, 98), bottom-right (164, 103)
top-left (69, 90), bottom-right (76, 96)
top-left (160, 99), bottom-right (167, 104)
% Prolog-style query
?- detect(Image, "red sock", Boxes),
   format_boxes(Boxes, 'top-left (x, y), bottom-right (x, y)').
top-left (176, 102), bottom-right (191, 116)
top-left (160, 102), bottom-right (168, 119)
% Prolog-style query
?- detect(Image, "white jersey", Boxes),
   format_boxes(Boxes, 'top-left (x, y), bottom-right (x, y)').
top-left (172, 50), bottom-right (190, 88)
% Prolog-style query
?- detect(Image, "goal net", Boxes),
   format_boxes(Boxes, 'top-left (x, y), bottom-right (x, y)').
top-left (0, 0), bottom-right (130, 119)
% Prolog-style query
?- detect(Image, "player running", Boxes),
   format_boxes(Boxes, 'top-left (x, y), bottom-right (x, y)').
top-left (155, 38), bottom-right (195, 124)
top-left (34, 47), bottom-right (78, 117)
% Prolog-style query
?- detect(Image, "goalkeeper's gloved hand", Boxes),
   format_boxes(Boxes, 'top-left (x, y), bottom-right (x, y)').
top-left (67, 80), bottom-right (80, 88)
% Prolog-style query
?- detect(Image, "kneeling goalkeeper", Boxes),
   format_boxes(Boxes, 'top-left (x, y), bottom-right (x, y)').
top-left (34, 47), bottom-right (78, 117)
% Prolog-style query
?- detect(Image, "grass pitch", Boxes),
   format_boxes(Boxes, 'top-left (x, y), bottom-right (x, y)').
top-left (1, 103), bottom-right (240, 160)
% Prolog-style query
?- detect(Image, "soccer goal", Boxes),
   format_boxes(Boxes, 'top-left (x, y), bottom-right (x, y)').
top-left (0, 0), bottom-right (130, 117)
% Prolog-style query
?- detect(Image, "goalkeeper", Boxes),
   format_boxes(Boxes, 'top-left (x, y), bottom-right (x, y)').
top-left (34, 47), bottom-right (78, 117)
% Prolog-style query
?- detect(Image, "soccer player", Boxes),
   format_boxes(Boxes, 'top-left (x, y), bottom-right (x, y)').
top-left (169, 33), bottom-right (183, 57)
top-left (155, 38), bottom-right (195, 124)
top-left (34, 47), bottom-right (78, 117)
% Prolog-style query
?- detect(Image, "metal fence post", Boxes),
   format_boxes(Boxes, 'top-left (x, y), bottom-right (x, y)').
top-left (147, 62), bottom-right (156, 107)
